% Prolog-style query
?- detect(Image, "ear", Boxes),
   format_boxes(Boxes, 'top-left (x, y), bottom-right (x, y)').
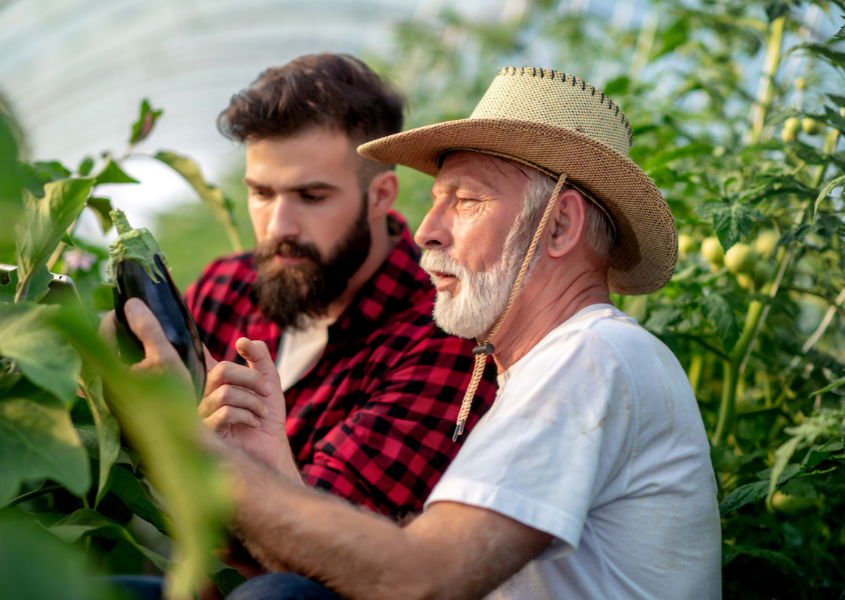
top-left (547, 188), bottom-right (587, 258)
top-left (366, 169), bottom-right (399, 219)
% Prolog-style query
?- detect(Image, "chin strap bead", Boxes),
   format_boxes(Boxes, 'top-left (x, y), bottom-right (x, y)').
top-left (452, 173), bottom-right (569, 442)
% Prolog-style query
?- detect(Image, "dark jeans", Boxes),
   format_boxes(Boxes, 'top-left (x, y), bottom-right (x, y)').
top-left (106, 573), bottom-right (343, 600)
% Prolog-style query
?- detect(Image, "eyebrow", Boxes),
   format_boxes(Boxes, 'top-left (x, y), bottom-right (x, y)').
top-left (243, 178), bottom-right (341, 192)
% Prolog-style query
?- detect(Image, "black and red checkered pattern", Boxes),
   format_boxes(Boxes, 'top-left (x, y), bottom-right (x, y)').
top-left (185, 216), bottom-right (497, 518)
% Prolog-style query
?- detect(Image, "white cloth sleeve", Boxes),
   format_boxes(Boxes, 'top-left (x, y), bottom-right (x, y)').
top-left (425, 328), bottom-right (635, 558)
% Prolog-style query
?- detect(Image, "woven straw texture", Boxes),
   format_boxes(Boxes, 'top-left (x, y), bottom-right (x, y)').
top-left (359, 66), bottom-right (678, 295)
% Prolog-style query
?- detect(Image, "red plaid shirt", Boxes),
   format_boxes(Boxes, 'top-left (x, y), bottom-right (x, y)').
top-left (185, 215), bottom-right (497, 518)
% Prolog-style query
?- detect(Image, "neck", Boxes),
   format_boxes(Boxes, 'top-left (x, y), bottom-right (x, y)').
top-left (489, 266), bottom-right (611, 373)
top-left (325, 216), bottom-right (397, 320)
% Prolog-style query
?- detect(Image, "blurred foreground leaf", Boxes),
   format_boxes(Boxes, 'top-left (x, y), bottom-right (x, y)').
top-left (0, 396), bottom-right (89, 504)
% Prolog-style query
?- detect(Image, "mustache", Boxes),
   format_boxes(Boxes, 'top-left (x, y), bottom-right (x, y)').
top-left (420, 249), bottom-right (465, 279)
top-left (255, 239), bottom-right (322, 265)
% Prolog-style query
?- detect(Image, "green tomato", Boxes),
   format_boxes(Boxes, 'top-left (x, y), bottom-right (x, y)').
top-left (701, 237), bottom-right (724, 266)
top-left (801, 117), bottom-right (824, 136)
top-left (678, 234), bottom-right (697, 259)
top-left (754, 230), bottom-right (778, 259)
top-left (725, 243), bottom-right (757, 274)
top-left (736, 273), bottom-right (754, 290)
top-left (781, 117), bottom-right (801, 143)
top-left (771, 490), bottom-right (816, 515)
top-left (794, 76), bottom-right (806, 91)
top-left (753, 261), bottom-right (774, 287)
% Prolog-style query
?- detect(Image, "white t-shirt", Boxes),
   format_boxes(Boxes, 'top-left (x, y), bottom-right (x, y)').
top-left (425, 304), bottom-right (721, 599)
top-left (276, 317), bottom-right (334, 391)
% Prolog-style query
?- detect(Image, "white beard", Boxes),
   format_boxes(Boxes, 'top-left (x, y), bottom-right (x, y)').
top-left (420, 249), bottom-right (515, 340)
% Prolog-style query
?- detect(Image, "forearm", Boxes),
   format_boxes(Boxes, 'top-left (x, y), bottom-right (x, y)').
top-left (229, 451), bottom-right (425, 600)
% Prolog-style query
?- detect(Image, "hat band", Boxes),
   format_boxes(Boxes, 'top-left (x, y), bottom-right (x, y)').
top-left (439, 148), bottom-right (618, 242)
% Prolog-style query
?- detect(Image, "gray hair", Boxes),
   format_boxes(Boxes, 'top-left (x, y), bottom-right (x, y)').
top-left (520, 173), bottom-right (615, 260)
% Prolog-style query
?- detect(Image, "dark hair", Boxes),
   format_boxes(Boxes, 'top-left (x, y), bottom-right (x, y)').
top-left (218, 53), bottom-right (404, 149)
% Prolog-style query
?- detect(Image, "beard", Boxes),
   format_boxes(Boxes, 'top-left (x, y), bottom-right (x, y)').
top-left (420, 208), bottom-right (539, 341)
top-left (253, 197), bottom-right (371, 331)
top-left (420, 171), bottom-right (553, 340)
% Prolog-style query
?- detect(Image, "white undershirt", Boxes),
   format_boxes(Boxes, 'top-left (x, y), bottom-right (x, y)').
top-left (275, 317), bottom-right (334, 391)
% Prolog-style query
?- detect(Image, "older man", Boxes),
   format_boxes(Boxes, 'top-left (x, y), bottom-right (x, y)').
top-left (128, 66), bottom-right (721, 599)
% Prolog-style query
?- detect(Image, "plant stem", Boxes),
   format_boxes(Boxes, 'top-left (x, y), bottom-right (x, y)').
top-left (750, 16), bottom-right (786, 144)
top-left (712, 299), bottom-right (765, 445)
top-left (0, 484), bottom-right (63, 512)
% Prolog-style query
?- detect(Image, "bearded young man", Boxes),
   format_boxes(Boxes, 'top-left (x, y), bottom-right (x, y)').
top-left (183, 53), bottom-right (497, 519)
top-left (124, 67), bottom-right (721, 600)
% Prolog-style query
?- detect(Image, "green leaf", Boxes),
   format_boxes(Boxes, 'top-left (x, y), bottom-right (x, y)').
top-left (154, 151), bottom-right (242, 251)
top-left (129, 99), bottom-right (163, 145)
top-left (719, 480), bottom-right (769, 516)
top-left (719, 464), bottom-right (802, 516)
top-left (776, 224), bottom-right (812, 248)
top-left (828, 93), bottom-right (845, 109)
top-left (0, 303), bottom-right (82, 402)
top-left (787, 42), bottom-right (845, 70)
top-left (653, 19), bottom-right (688, 60)
top-left (721, 546), bottom-right (802, 578)
top-left (61, 232), bottom-right (74, 247)
top-left (206, 555), bottom-right (247, 596)
top-left (0, 516), bottom-right (120, 600)
top-left (764, 0), bottom-right (791, 22)
top-left (645, 143), bottom-right (713, 171)
top-left (109, 465), bottom-right (170, 536)
top-left (702, 293), bottom-right (739, 353)
top-left (0, 264), bottom-right (52, 303)
top-left (695, 202), bottom-right (764, 251)
top-left (85, 197), bottom-right (114, 233)
top-left (92, 158), bottom-right (139, 186)
top-left (602, 76), bottom-right (629, 97)
top-left (78, 364), bottom-right (120, 507)
top-left (16, 178), bottom-right (92, 288)
top-left (32, 161), bottom-right (71, 181)
top-left (813, 174), bottom-right (845, 221)
top-left (45, 508), bottom-right (169, 572)
top-left (77, 156), bottom-right (95, 177)
top-left (644, 306), bottom-right (683, 332)
top-left (0, 396), bottom-right (90, 504)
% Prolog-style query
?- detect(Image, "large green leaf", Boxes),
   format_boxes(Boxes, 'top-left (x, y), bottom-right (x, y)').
top-left (45, 508), bottom-right (169, 571)
top-left (0, 264), bottom-right (52, 303)
top-left (78, 363), bottom-right (120, 507)
top-left (0, 514), bottom-right (120, 600)
top-left (109, 465), bottom-right (170, 536)
top-left (0, 303), bottom-right (81, 402)
top-left (0, 396), bottom-right (89, 504)
top-left (702, 293), bottom-right (739, 354)
top-left (15, 178), bottom-right (92, 288)
top-left (695, 202), bottom-right (764, 251)
top-left (813, 174), bottom-right (845, 221)
top-left (154, 151), bottom-right (242, 251)
top-left (644, 143), bottom-right (713, 171)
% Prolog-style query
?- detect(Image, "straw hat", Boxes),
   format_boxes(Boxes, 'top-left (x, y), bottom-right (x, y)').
top-left (358, 66), bottom-right (677, 295)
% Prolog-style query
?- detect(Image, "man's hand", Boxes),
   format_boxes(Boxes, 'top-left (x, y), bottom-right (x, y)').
top-left (199, 338), bottom-right (295, 474)
top-left (98, 298), bottom-right (194, 393)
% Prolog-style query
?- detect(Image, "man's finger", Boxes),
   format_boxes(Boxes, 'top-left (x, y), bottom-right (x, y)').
top-left (235, 338), bottom-right (280, 386)
top-left (124, 298), bottom-right (181, 367)
top-left (198, 385), bottom-right (269, 420)
top-left (204, 405), bottom-right (261, 432)
top-left (204, 361), bottom-right (269, 399)
top-left (98, 310), bottom-right (118, 353)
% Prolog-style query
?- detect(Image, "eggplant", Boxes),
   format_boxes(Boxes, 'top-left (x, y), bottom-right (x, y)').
top-left (107, 209), bottom-right (206, 401)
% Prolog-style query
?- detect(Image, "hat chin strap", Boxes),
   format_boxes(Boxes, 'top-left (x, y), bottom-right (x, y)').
top-left (453, 173), bottom-right (568, 441)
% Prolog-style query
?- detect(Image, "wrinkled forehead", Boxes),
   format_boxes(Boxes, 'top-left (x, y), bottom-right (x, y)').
top-left (434, 150), bottom-right (541, 196)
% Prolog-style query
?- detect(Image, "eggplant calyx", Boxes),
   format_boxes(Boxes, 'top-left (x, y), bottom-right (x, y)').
top-left (107, 209), bottom-right (169, 293)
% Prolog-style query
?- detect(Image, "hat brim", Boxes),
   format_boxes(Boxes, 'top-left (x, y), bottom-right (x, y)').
top-left (359, 117), bottom-right (677, 296)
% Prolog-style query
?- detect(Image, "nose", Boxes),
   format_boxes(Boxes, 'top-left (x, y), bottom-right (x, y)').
top-left (414, 203), bottom-right (452, 250)
top-left (266, 196), bottom-right (301, 241)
